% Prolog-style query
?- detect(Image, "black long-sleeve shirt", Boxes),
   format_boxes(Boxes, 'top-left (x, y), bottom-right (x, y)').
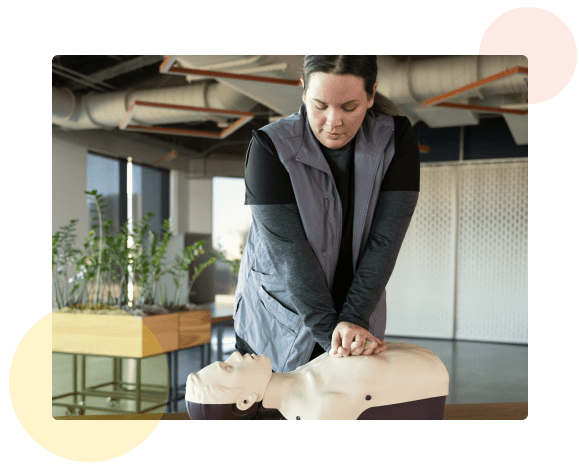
top-left (242, 115), bottom-right (420, 351)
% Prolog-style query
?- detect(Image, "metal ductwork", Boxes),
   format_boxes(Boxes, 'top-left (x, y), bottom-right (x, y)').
top-left (53, 55), bottom-right (528, 144)
top-left (52, 81), bottom-right (259, 130)
top-left (377, 55), bottom-right (528, 144)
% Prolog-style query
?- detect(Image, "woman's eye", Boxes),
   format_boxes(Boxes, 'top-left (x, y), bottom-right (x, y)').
top-left (315, 105), bottom-right (356, 112)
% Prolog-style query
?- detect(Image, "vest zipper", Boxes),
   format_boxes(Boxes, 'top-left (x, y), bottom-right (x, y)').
top-left (323, 197), bottom-right (329, 255)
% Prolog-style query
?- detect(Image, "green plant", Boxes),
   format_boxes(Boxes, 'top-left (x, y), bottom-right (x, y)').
top-left (215, 244), bottom-right (244, 275)
top-left (52, 189), bottom-right (217, 313)
top-left (131, 218), bottom-right (217, 309)
top-left (129, 212), bottom-right (162, 307)
top-left (100, 218), bottom-right (131, 307)
top-left (52, 219), bottom-right (84, 308)
top-left (136, 216), bottom-right (181, 307)
top-left (171, 240), bottom-right (216, 306)
top-left (85, 190), bottom-right (105, 304)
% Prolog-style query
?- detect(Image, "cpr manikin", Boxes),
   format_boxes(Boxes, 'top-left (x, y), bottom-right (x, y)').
top-left (185, 341), bottom-right (449, 420)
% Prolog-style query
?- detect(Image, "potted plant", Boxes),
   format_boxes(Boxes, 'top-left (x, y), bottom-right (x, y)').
top-left (52, 190), bottom-right (220, 358)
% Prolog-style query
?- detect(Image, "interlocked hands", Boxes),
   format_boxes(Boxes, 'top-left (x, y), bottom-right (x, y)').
top-left (329, 321), bottom-right (387, 357)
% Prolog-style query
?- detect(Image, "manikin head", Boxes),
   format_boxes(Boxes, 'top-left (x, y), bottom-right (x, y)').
top-left (187, 351), bottom-right (272, 410)
top-left (300, 55), bottom-right (380, 150)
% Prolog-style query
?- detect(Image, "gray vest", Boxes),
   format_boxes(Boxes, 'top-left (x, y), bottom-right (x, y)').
top-left (234, 104), bottom-right (396, 372)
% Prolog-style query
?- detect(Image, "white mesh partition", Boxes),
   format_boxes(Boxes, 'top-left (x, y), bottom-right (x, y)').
top-left (385, 160), bottom-right (528, 344)
top-left (385, 165), bottom-right (457, 339)
top-left (456, 161), bottom-right (528, 343)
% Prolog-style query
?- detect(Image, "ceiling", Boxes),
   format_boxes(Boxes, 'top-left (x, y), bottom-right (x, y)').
top-left (52, 55), bottom-right (528, 162)
top-left (52, 55), bottom-right (270, 157)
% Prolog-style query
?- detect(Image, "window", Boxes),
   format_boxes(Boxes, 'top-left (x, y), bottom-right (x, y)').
top-left (130, 161), bottom-right (170, 233)
top-left (87, 152), bottom-right (125, 236)
top-left (212, 177), bottom-right (252, 299)
top-left (86, 152), bottom-right (169, 238)
top-left (86, 152), bottom-right (170, 306)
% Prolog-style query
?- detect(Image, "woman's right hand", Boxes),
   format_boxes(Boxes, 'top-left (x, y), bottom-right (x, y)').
top-left (350, 339), bottom-right (386, 356)
top-left (330, 321), bottom-right (386, 357)
top-left (329, 339), bottom-right (386, 357)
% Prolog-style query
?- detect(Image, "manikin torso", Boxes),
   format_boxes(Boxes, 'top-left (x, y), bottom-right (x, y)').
top-left (263, 342), bottom-right (449, 420)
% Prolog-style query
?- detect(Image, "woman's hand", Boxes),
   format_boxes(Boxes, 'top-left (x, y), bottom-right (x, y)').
top-left (329, 321), bottom-right (386, 357)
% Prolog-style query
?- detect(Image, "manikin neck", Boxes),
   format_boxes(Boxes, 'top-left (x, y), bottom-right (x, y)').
top-left (261, 371), bottom-right (305, 412)
top-left (261, 353), bottom-right (329, 411)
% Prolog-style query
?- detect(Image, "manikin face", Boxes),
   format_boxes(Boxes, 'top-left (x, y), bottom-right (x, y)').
top-left (301, 72), bottom-right (377, 149)
top-left (196, 351), bottom-right (272, 408)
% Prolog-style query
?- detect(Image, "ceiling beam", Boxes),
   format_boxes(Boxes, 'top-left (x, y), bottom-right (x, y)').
top-left (69, 55), bottom-right (166, 90)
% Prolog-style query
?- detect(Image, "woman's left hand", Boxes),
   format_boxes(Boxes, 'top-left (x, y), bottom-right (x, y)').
top-left (329, 321), bottom-right (386, 357)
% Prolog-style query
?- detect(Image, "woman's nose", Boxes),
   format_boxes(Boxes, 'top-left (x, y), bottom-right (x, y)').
top-left (325, 109), bottom-right (343, 127)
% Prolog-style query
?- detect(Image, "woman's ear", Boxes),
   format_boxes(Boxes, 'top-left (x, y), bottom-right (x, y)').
top-left (300, 77), bottom-right (306, 103)
top-left (368, 81), bottom-right (378, 109)
top-left (236, 393), bottom-right (258, 411)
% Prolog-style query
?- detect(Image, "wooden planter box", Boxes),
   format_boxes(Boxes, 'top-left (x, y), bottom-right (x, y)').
top-left (177, 310), bottom-right (211, 349)
top-left (52, 310), bottom-right (211, 358)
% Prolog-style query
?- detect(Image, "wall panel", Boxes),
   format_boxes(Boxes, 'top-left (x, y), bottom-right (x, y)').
top-left (456, 162), bottom-right (528, 343)
top-left (385, 165), bottom-right (457, 339)
top-left (385, 160), bottom-right (527, 344)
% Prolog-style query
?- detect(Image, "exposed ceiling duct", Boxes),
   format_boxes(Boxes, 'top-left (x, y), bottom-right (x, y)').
top-left (52, 55), bottom-right (528, 145)
top-left (52, 81), bottom-right (259, 131)
top-left (172, 55), bottom-right (304, 116)
top-left (377, 55), bottom-right (528, 144)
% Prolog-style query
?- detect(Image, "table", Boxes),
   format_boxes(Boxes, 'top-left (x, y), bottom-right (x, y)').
top-left (197, 302), bottom-right (234, 363)
top-left (53, 303), bottom-right (234, 415)
top-left (167, 302), bottom-right (233, 412)
top-left (52, 351), bottom-right (171, 416)
top-left (54, 402), bottom-right (528, 420)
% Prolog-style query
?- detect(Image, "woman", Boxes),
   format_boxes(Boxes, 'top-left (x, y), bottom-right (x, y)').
top-left (233, 56), bottom-right (420, 373)
top-left (185, 342), bottom-right (449, 420)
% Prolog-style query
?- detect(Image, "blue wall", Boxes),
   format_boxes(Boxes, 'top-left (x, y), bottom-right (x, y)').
top-left (413, 116), bottom-right (528, 163)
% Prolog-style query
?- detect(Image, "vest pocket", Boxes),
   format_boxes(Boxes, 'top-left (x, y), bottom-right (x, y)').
top-left (258, 285), bottom-right (301, 334)
top-left (250, 268), bottom-right (283, 285)
top-left (233, 294), bottom-right (243, 318)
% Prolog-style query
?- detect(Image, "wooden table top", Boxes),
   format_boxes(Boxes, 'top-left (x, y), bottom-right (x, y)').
top-left (54, 402), bottom-right (527, 420)
top-left (196, 302), bottom-right (234, 324)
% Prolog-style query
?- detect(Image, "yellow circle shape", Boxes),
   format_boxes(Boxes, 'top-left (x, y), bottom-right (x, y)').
top-left (9, 311), bottom-right (166, 462)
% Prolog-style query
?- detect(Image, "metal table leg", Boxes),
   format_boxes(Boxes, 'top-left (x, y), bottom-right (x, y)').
top-left (136, 358), bottom-right (142, 414)
top-left (217, 324), bottom-right (223, 362)
top-left (80, 355), bottom-right (87, 410)
top-left (72, 354), bottom-right (78, 407)
top-left (165, 352), bottom-right (171, 413)
top-left (170, 350), bottom-right (178, 413)
top-left (166, 352), bottom-right (172, 412)
top-left (112, 357), bottom-right (118, 392)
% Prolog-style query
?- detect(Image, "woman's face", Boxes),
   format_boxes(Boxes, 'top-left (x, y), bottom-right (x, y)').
top-left (301, 72), bottom-right (377, 149)
top-left (196, 351), bottom-right (272, 404)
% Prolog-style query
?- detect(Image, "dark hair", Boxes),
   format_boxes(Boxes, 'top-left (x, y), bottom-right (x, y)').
top-left (301, 56), bottom-right (400, 117)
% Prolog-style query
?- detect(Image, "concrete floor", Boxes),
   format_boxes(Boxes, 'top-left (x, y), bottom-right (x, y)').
top-left (52, 323), bottom-right (527, 416)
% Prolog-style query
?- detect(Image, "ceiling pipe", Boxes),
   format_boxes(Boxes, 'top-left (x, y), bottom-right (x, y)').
top-left (53, 56), bottom-right (528, 136)
top-left (52, 87), bottom-right (76, 122)
top-left (377, 55), bottom-right (527, 112)
top-left (184, 55), bottom-right (263, 70)
top-left (52, 81), bottom-right (259, 130)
